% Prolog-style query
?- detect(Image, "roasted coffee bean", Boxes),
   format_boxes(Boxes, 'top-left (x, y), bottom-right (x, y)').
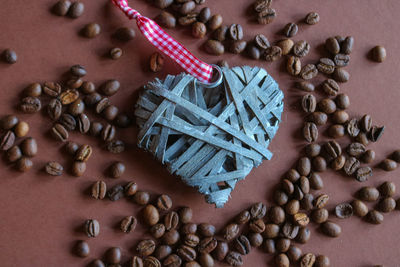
top-left (43, 82), bottom-right (61, 97)
top-left (143, 205), bottom-right (160, 226)
top-left (134, 191), bottom-right (150, 205)
top-left (299, 176), bottom-right (310, 194)
top-left (45, 161), bottom-right (63, 176)
top-left (276, 238), bottom-right (291, 253)
top-left (204, 40), bottom-right (224, 55)
top-left (0, 130), bottom-right (15, 151)
top-left (253, 0), bottom-right (272, 12)
top-left (154, 245), bottom-right (172, 261)
top-left (312, 156), bottom-right (327, 172)
top-left (130, 256), bottom-right (143, 267)
top-left (269, 206), bottom-right (285, 224)
top-left (198, 236), bottom-right (218, 254)
top-left (100, 123), bottom-right (115, 142)
top-left (2, 49), bottom-right (17, 64)
top-left (305, 12), bottom-right (319, 25)
top-left (51, 123), bottom-right (69, 142)
top-left (301, 194), bottom-right (315, 211)
top-left (281, 179), bottom-right (294, 195)
top-left (91, 181), bottom-right (106, 200)
top-left (64, 141), bottom-right (78, 154)
top-left (235, 210), bottom-right (250, 224)
top-left (369, 125), bottom-right (385, 142)
top-left (154, 0), bottom-right (173, 9)
top-left (293, 213), bottom-right (310, 227)
top-left (250, 202), bottom-right (267, 219)
top-left (352, 199), bottom-right (368, 217)
top-left (0, 115), bottom-right (18, 130)
top-left (109, 47), bottom-right (123, 59)
top-left (317, 100), bottom-right (336, 116)
top-left (198, 7), bottom-right (211, 23)
top-left (343, 157), bottom-right (360, 175)
top-left (355, 166), bottom-right (372, 182)
top-left (121, 216), bottom-right (137, 233)
top-left (175, 207), bottom-right (192, 224)
top-left (181, 223), bottom-right (197, 235)
top-left (335, 203), bottom-right (353, 219)
top-left (225, 251), bottom-right (243, 266)
top-left (184, 234), bottom-right (200, 247)
top-left (281, 222), bottom-right (299, 239)
top-left (53, 0), bottom-right (71, 16)
top-left (321, 221), bottom-right (341, 237)
top-left (308, 172), bottom-right (323, 189)
top-left (85, 219), bottom-right (100, 237)
top-left (331, 155), bottom-right (346, 170)
top-left (105, 247), bottom-right (121, 264)
top-left (360, 150), bottom-right (374, 164)
top-left (286, 168), bottom-right (301, 183)
top-left (317, 58), bottom-right (335, 74)
top-left (332, 110), bottom-right (349, 124)
top-left (59, 89), bottom-right (79, 105)
top-left (137, 239), bottom-right (156, 257)
top-left (198, 253), bottom-right (214, 267)
top-left (264, 239), bottom-right (276, 254)
top-left (85, 93), bottom-right (102, 106)
top-left (114, 113), bottom-right (131, 128)
top-left (311, 208), bottom-right (329, 224)
top-left (109, 161), bottom-right (125, 178)
top-left (191, 22), bottom-right (207, 38)
top-left (297, 157), bottom-right (311, 176)
top-left (335, 93), bottom-right (350, 109)
top-left (150, 224), bottom-right (166, 239)
top-left (257, 8), bottom-right (276, 25)
top-left (156, 11), bottom-right (176, 28)
top-left (149, 52), bottom-right (165, 72)
top-left (207, 14), bottom-right (223, 30)
top-left (20, 96), bottom-right (41, 113)
top-left (322, 79), bottom-right (340, 96)
top-left (71, 161), bottom-right (86, 176)
top-left (303, 122), bottom-right (318, 143)
top-left (274, 253), bottom-right (289, 267)
top-left (178, 1), bottom-right (196, 15)
top-left (359, 114), bottom-right (372, 132)
top-left (286, 246), bottom-right (302, 263)
top-left (334, 54), bottom-right (350, 67)
top-left (287, 56), bottom-right (301, 76)
top-left (247, 44), bottom-right (261, 60)
top-left (366, 210), bottom-right (384, 224)
top-left (380, 159), bottom-right (397, 171)
top-left (164, 211), bottom-right (179, 230)
top-left (323, 140), bottom-right (342, 160)
top-left (230, 40), bottom-right (247, 54)
top-left (358, 186), bottom-right (380, 202)
top-left (177, 245), bottom-right (196, 261)
top-left (315, 255), bottom-right (330, 267)
top-left (69, 98), bottom-right (85, 116)
top-left (213, 241), bottom-right (229, 261)
top-left (296, 81), bottom-right (315, 92)
top-left (87, 122), bottom-right (102, 137)
top-left (325, 37), bottom-right (340, 54)
top-left (347, 142), bottom-right (366, 157)
top-left (341, 36), bottom-right (354, 54)
top-left (347, 119), bottom-right (360, 137)
top-left (333, 68), bottom-right (350, 83)
top-left (255, 34), bottom-right (270, 49)
top-left (114, 27), bottom-right (135, 41)
top-left (277, 39), bottom-right (294, 55)
top-left (59, 114), bottom-right (76, 131)
top-left (300, 253), bottom-right (316, 267)
top-left (228, 24), bottom-right (243, 40)
top-left (293, 40), bottom-right (310, 57)
top-left (77, 113), bottom-right (90, 133)
top-left (23, 83), bottom-right (42, 97)
top-left (283, 22), bottom-right (298, 37)
top-left (328, 124), bottom-right (345, 139)
top-left (248, 232), bottom-right (263, 247)
top-left (6, 145), bottom-right (22, 163)
top-left (300, 64), bottom-right (318, 80)
top-left (70, 64), bottom-right (86, 77)
top-left (108, 185), bottom-right (124, 201)
top-left (74, 240), bottom-right (90, 257)
top-left (68, 1), bottom-right (84, 18)
top-left (75, 144), bottom-right (92, 162)
top-left (378, 197), bottom-right (396, 213)
top-left (47, 99), bottom-right (62, 121)
top-left (392, 150), bottom-right (400, 162)
top-left (163, 254), bottom-right (182, 267)
top-left (211, 26), bottom-right (228, 42)
top-left (293, 185), bottom-right (304, 201)
top-left (99, 80), bottom-right (119, 96)
top-left (155, 194), bottom-right (172, 211)
top-left (379, 181), bottom-right (396, 197)
top-left (66, 77), bottom-right (83, 89)
top-left (371, 45), bottom-right (386, 62)
top-left (223, 223), bottom-right (240, 241)
top-left (178, 12), bottom-right (198, 26)
top-left (274, 190), bottom-right (288, 207)
top-left (106, 139), bottom-right (125, 153)
top-left (249, 219), bottom-right (265, 233)
top-left (263, 223), bottom-right (280, 239)
top-left (314, 194), bottom-right (329, 209)
top-left (263, 46), bottom-right (282, 61)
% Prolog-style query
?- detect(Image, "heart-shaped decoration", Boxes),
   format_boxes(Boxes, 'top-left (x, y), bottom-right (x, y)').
top-left (135, 66), bottom-right (284, 207)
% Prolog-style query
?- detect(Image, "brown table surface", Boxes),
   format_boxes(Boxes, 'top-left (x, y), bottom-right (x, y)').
top-left (1, 0), bottom-right (400, 266)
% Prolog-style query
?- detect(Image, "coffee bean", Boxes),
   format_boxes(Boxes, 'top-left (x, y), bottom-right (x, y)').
top-left (198, 7), bottom-right (211, 23)
top-left (85, 93), bottom-right (102, 106)
top-left (45, 161), bottom-right (63, 176)
top-left (225, 251), bottom-right (243, 266)
top-left (114, 27), bottom-right (136, 41)
top-left (99, 123), bottom-right (115, 142)
top-left (23, 83), bottom-right (42, 97)
top-left (330, 154), bottom-right (345, 170)
top-left (247, 44), bottom-right (261, 60)
top-left (273, 253), bottom-right (289, 267)
top-left (287, 245), bottom-right (302, 263)
top-left (305, 143), bottom-right (321, 158)
top-left (52, 0), bottom-right (71, 16)
top-left (177, 245), bottom-right (196, 262)
top-left (303, 122), bottom-right (318, 143)
top-left (51, 123), bottom-right (68, 142)
top-left (296, 81), bottom-right (315, 92)
top-left (341, 36), bottom-right (354, 54)
top-left (360, 150), bottom-right (374, 164)
top-left (198, 253), bottom-right (214, 267)
top-left (392, 150), bottom-right (400, 162)
top-left (107, 185), bottom-right (124, 201)
top-left (283, 23), bottom-right (298, 37)
top-left (155, 194), bottom-right (172, 211)
top-left (281, 179), bottom-right (294, 195)
top-left (317, 58), bottom-right (335, 74)
top-left (359, 114), bottom-right (372, 132)
top-left (65, 141), bottom-right (79, 155)
top-left (69, 65), bottom-right (86, 77)
top-left (293, 212), bottom-right (310, 227)
top-left (355, 166), bottom-right (372, 182)
top-left (254, 34), bottom-right (270, 49)
top-left (358, 186), bottom-right (380, 202)
top-left (109, 161), bottom-right (125, 178)
top-left (301, 253), bottom-right (316, 267)
top-left (318, 98), bottom-right (336, 114)
top-left (334, 53), bottom-right (350, 67)
top-left (296, 227), bottom-right (311, 244)
top-left (311, 208), bottom-right (329, 224)
top-left (99, 80), bottom-right (120, 96)
top-left (85, 219), bottom-right (100, 237)
top-left (47, 99), bottom-right (62, 121)
top-left (178, 13), bottom-right (198, 26)
top-left (345, 119), bottom-right (360, 138)
top-left (299, 176), bottom-right (310, 194)
top-left (269, 206), bottom-right (286, 224)
top-left (75, 144), bottom-right (92, 162)
top-left (137, 239), bottom-right (156, 257)
top-left (369, 125), bottom-right (385, 142)
top-left (20, 96), bottom-right (41, 113)
top-left (154, 0), bottom-right (173, 8)
top-left (204, 40), bottom-right (224, 55)
top-left (325, 37), bottom-right (340, 54)
top-left (366, 210), bottom-right (384, 224)
top-left (129, 256), bottom-right (143, 267)
top-left (328, 124), bottom-right (345, 139)
top-left (235, 210), bottom-right (250, 225)
top-left (66, 77), bottom-right (83, 89)
top-left (59, 89), bottom-right (79, 105)
top-left (163, 254), bottom-right (182, 267)
top-left (308, 172), bottom-right (323, 189)
top-left (282, 222), bottom-right (299, 239)
top-left (74, 240), bottom-right (90, 257)
top-left (0, 130), bottom-right (14, 152)
top-left (164, 211), bottom-right (179, 230)
top-left (347, 142), bottom-right (366, 157)
top-left (332, 110), bottom-right (349, 124)
top-left (293, 185), bottom-right (304, 201)
top-left (207, 14), bottom-right (223, 30)
top-left (277, 38), bottom-right (294, 55)
top-left (333, 68), bottom-right (350, 83)
top-left (0, 115), bottom-right (18, 130)
top-left (69, 99), bottom-right (85, 116)
top-left (154, 245), bottom-right (172, 261)
top-left (121, 216), bottom-right (137, 233)
top-left (105, 247), bottom-right (121, 264)
top-left (315, 255), bottom-right (330, 267)
top-left (77, 113), bottom-right (90, 133)
top-left (222, 223), bottom-right (239, 241)
top-left (181, 223), bottom-right (197, 236)
top-left (314, 194), bottom-right (329, 209)
top-left (312, 156), bottom-right (327, 172)
top-left (156, 11), bottom-right (176, 28)
top-left (379, 181), bottom-right (396, 197)
top-left (335, 93), bottom-right (350, 109)
top-left (323, 140), bottom-right (342, 159)
top-left (230, 40), bottom-right (247, 54)
top-left (89, 259), bottom-right (106, 267)
top-left (6, 145), bottom-right (22, 163)
top-left (263, 46), bottom-right (282, 61)
top-left (351, 199), bottom-right (368, 217)
top-left (253, 0), bottom-right (272, 12)
top-left (184, 233), bottom-right (200, 247)
top-left (176, 207), bottom-right (192, 224)
top-left (371, 45), bottom-right (386, 62)
top-left (321, 79), bottom-right (340, 96)
top-left (143, 205), bottom-right (160, 226)
top-left (68, 1), bottom-right (84, 18)
top-left (250, 202), bottom-right (267, 219)
top-left (105, 139), bottom-right (125, 153)
top-left (134, 191), bottom-right (151, 205)
top-left (257, 8), bottom-right (276, 25)
top-left (43, 82), bottom-right (61, 97)
top-left (334, 203), bottom-right (353, 219)
top-left (2, 49), bottom-right (17, 64)
top-left (287, 56), bottom-right (301, 76)
top-left (228, 24), bottom-right (243, 40)
top-left (380, 158), bottom-right (397, 171)
top-left (249, 219), bottom-right (266, 233)
top-left (305, 12), bottom-right (319, 25)
top-left (300, 64), bottom-right (318, 80)
top-left (297, 157), bottom-right (311, 176)
top-left (302, 95), bottom-right (318, 114)
top-left (264, 240), bottom-right (276, 254)
top-left (321, 221), bottom-right (341, 237)
top-left (286, 168), bottom-right (301, 183)
top-left (213, 240), bottom-right (228, 261)
top-left (13, 121), bottom-right (30, 136)
top-left (59, 114), bottom-right (76, 132)
top-left (191, 22), bottom-right (206, 38)
top-left (179, 1), bottom-right (196, 15)
top-left (198, 236), bottom-right (218, 254)
top-left (71, 161), bottom-right (86, 176)
top-left (293, 40), bottom-right (310, 57)
top-left (148, 52), bottom-right (165, 73)
top-left (263, 223), bottom-right (280, 239)
top-left (276, 238), bottom-right (291, 253)
top-left (343, 157), bottom-right (360, 176)
top-left (150, 224), bottom-right (166, 239)
top-left (91, 181), bottom-right (106, 200)
top-left (107, 47), bottom-right (123, 60)
top-left (378, 197), bottom-right (396, 213)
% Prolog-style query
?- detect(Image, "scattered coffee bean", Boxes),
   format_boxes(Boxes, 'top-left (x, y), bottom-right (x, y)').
top-left (277, 39), bottom-right (294, 55)
top-left (178, 13), bottom-right (198, 26)
top-left (120, 216), bottom-right (137, 233)
top-left (341, 36), bottom-right (354, 54)
top-left (391, 150), bottom-right (400, 162)
top-left (305, 12), bottom-right (320, 25)
top-left (378, 197), bottom-right (396, 213)
top-left (1, 115), bottom-right (18, 130)
top-left (263, 239), bottom-right (277, 254)
top-left (296, 81), bottom-right (315, 92)
top-left (154, 245), bottom-right (172, 261)
top-left (198, 7), bottom-right (211, 23)
top-left (322, 79), bottom-right (340, 96)
top-left (287, 56), bottom-right (301, 76)
top-left (361, 149), bottom-right (375, 164)
top-left (105, 139), bottom-right (125, 153)
top-left (321, 221), bottom-right (341, 237)
top-left (335, 93), bottom-right (350, 109)
top-left (228, 24), bottom-right (243, 40)
top-left (225, 251), bottom-right (243, 266)
top-left (366, 210), bottom-right (384, 224)
top-left (287, 245), bottom-right (302, 263)
top-left (52, 0), bottom-right (71, 16)
top-left (150, 223), bottom-right (166, 239)
top-left (352, 199), bottom-right (368, 217)
top-left (325, 37), bottom-right (340, 54)
top-left (69, 98), bottom-right (85, 116)
top-left (305, 143), bottom-right (321, 158)
top-left (71, 161), bottom-right (86, 176)
top-left (205, 40), bottom-right (224, 55)
top-left (334, 53), bottom-right (350, 67)
top-left (358, 186), bottom-right (380, 202)
top-left (20, 96), bottom-right (41, 113)
top-left (250, 202), bottom-right (267, 219)
top-left (346, 118), bottom-right (360, 137)
top-left (333, 68), bottom-right (350, 83)
top-left (335, 203), bottom-right (353, 219)
top-left (315, 255), bottom-right (330, 267)
top-left (380, 159), bottom-right (397, 171)
top-left (311, 208), bottom-right (329, 224)
top-left (109, 161), bottom-right (125, 178)
top-left (263, 46), bottom-right (282, 61)
top-left (91, 181), bottom-right (107, 200)
top-left (207, 14), bottom-right (223, 30)
top-left (74, 240), bottom-right (90, 257)
top-left (328, 124), bottom-right (345, 139)
top-left (247, 44), bottom-right (261, 60)
top-left (107, 185), bottom-right (124, 201)
top-left (143, 205), bottom-right (160, 226)
top-left (257, 8), bottom-right (276, 25)
top-left (177, 245), bottom-right (196, 261)
top-left (230, 40), bottom-right (247, 54)
top-left (369, 125), bottom-right (385, 142)
top-left (371, 45), bottom-right (386, 62)
top-left (303, 122), bottom-right (318, 143)
top-left (133, 191), bottom-right (150, 205)
top-left (317, 58), bottom-right (335, 74)
top-left (75, 144), bottom-right (92, 162)
top-left (85, 219), bottom-right (100, 237)
top-left (347, 142), bottom-right (366, 157)
top-left (293, 40), bottom-right (310, 57)
top-left (213, 26), bottom-right (228, 42)
top-left (283, 23), bottom-right (298, 37)
top-left (300, 64), bottom-right (318, 80)
top-left (45, 161), bottom-right (63, 176)
top-left (16, 157), bottom-right (33, 172)
top-left (82, 23), bottom-right (101, 38)
top-left (309, 173), bottom-right (323, 190)
top-left (68, 1), bottom-right (84, 18)
top-left (77, 113), bottom-right (90, 133)
top-left (301, 253), bottom-right (316, 267)
top-left (6, 145), bottom-right (22, 163)
top-left (274, 253), bottom-right (289, 267)
top-left (255, 34), bottom-right (270, 49)
top-left (2, 49), bottom-right (17, 64)
top-left (355, 166), bottom-right (372, 182)
top-left (114, 27), bottom-right (136, 41)
top-left (343, 157), bottom-right (360, 176)
top-left (105, 247), bottom-right (121, 264)
top-left (137, 239), bottom-right (156, 257)
top-left (379, 181), bottom-right (396, 197)
top-left (164, 211), bottom-right (179, 230)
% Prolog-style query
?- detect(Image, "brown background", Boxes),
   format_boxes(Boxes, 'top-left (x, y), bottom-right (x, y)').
top-left (0, 0), bottom-right (400, 266)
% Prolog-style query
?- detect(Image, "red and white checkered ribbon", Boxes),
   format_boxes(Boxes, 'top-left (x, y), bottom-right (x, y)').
top-left (112, 0), bottom-right (213, 83)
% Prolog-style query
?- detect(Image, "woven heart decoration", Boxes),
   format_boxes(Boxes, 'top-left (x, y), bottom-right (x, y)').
top-left (135, 66), bottom-right (284, 207)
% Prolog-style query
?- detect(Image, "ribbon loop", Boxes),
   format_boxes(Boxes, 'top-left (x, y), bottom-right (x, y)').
top-left (112, 0), bottom-right (213, 83)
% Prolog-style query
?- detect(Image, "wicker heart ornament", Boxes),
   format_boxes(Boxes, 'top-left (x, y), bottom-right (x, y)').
top-left (135, 66), bottom-right (284, 207)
